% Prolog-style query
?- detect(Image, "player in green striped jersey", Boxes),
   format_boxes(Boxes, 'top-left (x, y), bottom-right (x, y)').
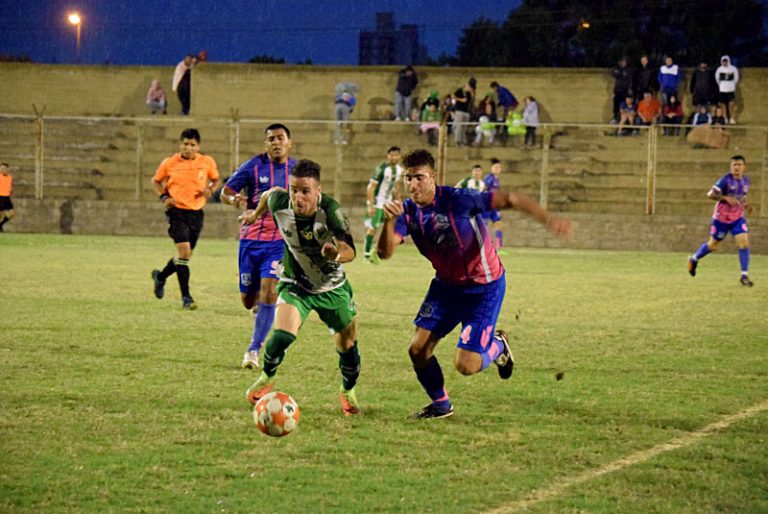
top-left (364, 146), bottom-right (404, 262)
top-left (455, 164), bottom-right (487, 191)
top-left (240, 159), bottom-right (362, 415)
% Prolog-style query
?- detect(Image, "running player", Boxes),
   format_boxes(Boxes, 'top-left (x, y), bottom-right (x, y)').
top-left (455, 164), bottom-right (486, 191)
top-left (220, 124), bottom-right (297, 368)
top-left (377, 149), bottom-right (571, 419)
top-left (0, 162), bottom-right (15, 232)
top-left (363, 146), bottom-right (403, 262)
top-left (688, 155), bottom-right (754, 286)
top-left (241, 159), bottom-right (362, 416)
top-left (150, 129), bottom-right (220, 310)
top-left (483, 158), bottom-right (503, 249)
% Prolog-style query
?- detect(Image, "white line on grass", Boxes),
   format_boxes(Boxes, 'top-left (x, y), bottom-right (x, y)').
top-left (484, 399), bottom-right (768, 514)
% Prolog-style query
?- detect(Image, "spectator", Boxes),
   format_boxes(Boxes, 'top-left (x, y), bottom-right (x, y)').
top-left (172, 54), bottom-right (194, 115)
top-left (691, 104), bottom-right (713, 126)
top-left (475, 93), bottom-right (496, 121)
top-left (146, 79), bottom-right (168, 115)
top-left (522, 96), bottom-right (539, 148)
top-left (633, 54), bottom-right (658, 103)
top-left (658, 55), bottom-right (680, 105)
top-left (420, 101), bottom-right (441, 146)
top-left (490, 81), bottom-right (518, 121)
top-left (689, 60), bottom-right (718, 110)
top-left (611, 57), bottom-right (634, 122)
top-left (394, 66), bottom-right (418, 121)
top-left (0, 162), bottom-right (14, 232)
top-left (504, 109), bottom-right (525, 146)
top-left (637, 91), bottom-right (661, 126)
top-left (715, 55), bottom-right (739, 124)
top-left (440, 93), bottom-right (454, 135)
top-left (616, 95), bottom-right (639, 136)
top-left (473, 103), bottom-right (498, 147)
top-left (334, 88), bottom-right (356, 145)
top-left (452, 78), bottom-right (476, 147)
top-left (661, 94), bottom-right (684, 135)
top-left (712, 106), bottom-right (727, 127)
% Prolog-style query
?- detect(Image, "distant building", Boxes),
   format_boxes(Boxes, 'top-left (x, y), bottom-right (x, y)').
top-left (359, 12), bottom-right (427, 65)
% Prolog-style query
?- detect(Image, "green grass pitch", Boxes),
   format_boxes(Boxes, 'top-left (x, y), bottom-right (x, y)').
top-left (1, 234), bottom-right (766, 513)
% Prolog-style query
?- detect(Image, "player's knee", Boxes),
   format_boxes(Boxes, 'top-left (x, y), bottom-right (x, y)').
top-left (454, 358), bottom-right (480, 376)
top-left (241, 294), bottom-right (257, 310)
top-left (408, 345), bottom-right (429, 366)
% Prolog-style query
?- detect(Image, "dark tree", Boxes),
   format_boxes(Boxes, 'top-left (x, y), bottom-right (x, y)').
top-left (248, 55), bottom-right (286, 64)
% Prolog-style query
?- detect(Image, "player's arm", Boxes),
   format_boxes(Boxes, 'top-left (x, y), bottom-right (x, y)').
top-left (707, 186), bottom-right (740, 206)
top-left (321, 235), bottom-right (355, 264)
top-left (201, 176), bottom-right (220, 199)
top-left (239, 186), bottom-right (284, 224)
top-left (366, 179), bottom-right (378, 217)
top-left (220, 185), bottom-right (247, 209)
top-left (152, 161), bottom-right (175, 208)
top-left (376, 200), bottom-right (405, 260)
top-left (492, 191), bottom-right (571, 238)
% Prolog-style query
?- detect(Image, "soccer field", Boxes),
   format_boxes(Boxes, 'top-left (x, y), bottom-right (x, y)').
top-left (1, 234), bottom-right (766, 513)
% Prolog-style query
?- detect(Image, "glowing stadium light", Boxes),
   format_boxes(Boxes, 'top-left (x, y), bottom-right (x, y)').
top-left (67, 12), bottom-right (82, 63)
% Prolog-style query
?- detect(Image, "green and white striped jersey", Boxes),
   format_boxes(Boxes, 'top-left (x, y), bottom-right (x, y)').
top-left (267, 190), bottom-right (352, 293)
top-left (455, 177), bottom-right (486, 192)
top-left (370, 161), bottom-right (404, 208)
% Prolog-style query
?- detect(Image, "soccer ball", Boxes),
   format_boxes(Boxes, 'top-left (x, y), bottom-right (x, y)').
top-left (253, 391), bottom-right (300, 437)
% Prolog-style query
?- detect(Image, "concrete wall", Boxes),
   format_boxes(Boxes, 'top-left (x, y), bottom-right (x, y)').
top-left (2, 62), bottom-right (767, 124)
top-left (8, 198), bottom-right (767, 254)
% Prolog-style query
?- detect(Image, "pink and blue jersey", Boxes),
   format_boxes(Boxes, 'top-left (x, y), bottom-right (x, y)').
top-left (711, 172), bottom-right (749, 223)
top-left (225, 154), bottom-right (296, 241)
top-left (483, 173), bottom-right (500, 193)
top-left (394, 186), bottom-right (504, 286)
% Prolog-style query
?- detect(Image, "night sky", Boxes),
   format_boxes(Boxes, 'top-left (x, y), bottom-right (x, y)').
top-left (0, 0), bottom-right (520, 65)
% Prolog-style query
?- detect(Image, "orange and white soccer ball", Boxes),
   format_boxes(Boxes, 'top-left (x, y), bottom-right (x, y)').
top-left (253, 391), bottom-right (300, 437)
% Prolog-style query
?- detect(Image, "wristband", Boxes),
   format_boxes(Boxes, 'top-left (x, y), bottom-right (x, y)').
top-left (159, 194), bottom-right (169, 202)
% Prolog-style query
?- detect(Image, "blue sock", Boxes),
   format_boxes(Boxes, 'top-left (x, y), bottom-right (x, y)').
top-left (495, 230), bottom-right (503, 248)
top-left (693, 243), bottom-right (711, 261)
top-left (480, 335), bottom-right (505, 371)
top-left (738, 248), bottom-right (750, 274)
top-left (414, 356), bottom-right (452, 411)
top-left (248, 303), bottom-right (275, 353)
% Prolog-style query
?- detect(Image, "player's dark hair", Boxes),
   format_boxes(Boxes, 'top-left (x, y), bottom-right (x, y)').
top-left (180, 128), bottom-right (201, 143)
top-left (265, 123), bottom-right (291, 138)
top-left (490, 81), bottom-right (499, 88)
top-left (291, 159), bottom-right (321, 180)
top-left (472, 164), bottom-right (482, 169)
top-left (731, 155), bottom-right (746, 163)
top-left (402, 149), bottom-right (435, 171)
top-left (0, 162), bottom-right (9, 167)
top-left (490, 158), bottom-right (500, 165)
top-left (387, 146), bottom-right (400, 153)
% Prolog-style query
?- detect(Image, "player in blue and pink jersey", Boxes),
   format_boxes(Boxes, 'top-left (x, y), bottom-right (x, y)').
top-left (688, 155), bottom-right (754, 286)
top-left (483, 158), bottom-right (504, 249)
top-left (377, 149), bottom-right (571, 419)
top-left (220, 124), bottom-right (298, 367)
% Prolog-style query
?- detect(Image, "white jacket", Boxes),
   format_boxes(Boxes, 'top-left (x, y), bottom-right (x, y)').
top-left (715, 55), bottom-right (739, 93)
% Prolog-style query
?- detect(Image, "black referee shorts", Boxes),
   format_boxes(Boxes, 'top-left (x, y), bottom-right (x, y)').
top-left (166, 207), bottom-right (204, 249)
top-left (0, 196), bottom-right (13, 211)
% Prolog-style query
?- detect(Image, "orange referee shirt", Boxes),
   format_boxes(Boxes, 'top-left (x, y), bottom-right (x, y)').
top-left (0, 174), bottom-right (12, 197)
top-left (153, 153), bottom-right (219, 211)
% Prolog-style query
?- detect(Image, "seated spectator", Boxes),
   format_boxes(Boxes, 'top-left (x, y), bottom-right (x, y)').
top-left (475, 93), bottom-right (496, 121)
top-left (473, 103), bottom-right (497, 147)
top-left (419, 90), bottom-right (440, 113)
top-left (440, 93), bottom-right (454, 135)
top-left (711, 106), bottom-right (727, 127)
top-left (661, 94), bottom-right (684, 135)
top-left (522, 96), bottom-right (539, 148)
top-left (691, 105), bottom-right (713, 126)
top-left (637, 91), bottom-right (661, 126)
top-left (146, 79), bottom-right (168, 115)
top-left (420, 102), bottom-right (441, 146)
top-left (616, 95), bottom-right (639, 136)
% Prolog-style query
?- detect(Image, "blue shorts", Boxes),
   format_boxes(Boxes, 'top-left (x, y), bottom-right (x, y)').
top-left (238, 239), bottom-right (284, 294)
top-left (482, 209), bottom-right (501, 223)
top-left (710, 217), bottom-right (748, 241)
top-left (414, 274), bottom-right (506, 354)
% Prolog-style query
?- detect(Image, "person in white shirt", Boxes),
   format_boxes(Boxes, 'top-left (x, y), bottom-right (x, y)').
top-left (715, 55), bottom-right (739, 124)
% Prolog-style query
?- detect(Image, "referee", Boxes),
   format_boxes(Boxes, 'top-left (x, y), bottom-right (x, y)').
top-left (151, 128), bottom-right (220, 309)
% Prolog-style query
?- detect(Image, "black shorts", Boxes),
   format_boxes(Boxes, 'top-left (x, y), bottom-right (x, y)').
top-left (0, 196), bottom-right (13, 211)
top-left (166, 207), bottom-right (204, 249)
top-left (718, 91), bottom-right (735, 104)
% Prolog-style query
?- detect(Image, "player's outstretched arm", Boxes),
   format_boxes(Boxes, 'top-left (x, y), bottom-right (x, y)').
top-left (376, 200), bottom-right (404, 260)
top-left (220, 186), bottom-right (246, 209)
top-left (239, 186), bottom-right (284, 224)
top-left (493, 191), bottom-right (572, 238)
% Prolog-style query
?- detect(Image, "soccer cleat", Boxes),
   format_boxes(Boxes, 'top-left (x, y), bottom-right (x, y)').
top-left (740, 275), bottom-right (754, 287)
top-left (687, 256), bottom-right (698, 277)
top-left (245, 372), bottom-right (275, 405)
top-left (410, 403), bottom-right (455, 420)
top-left (151, 269), bottom-right (165, 299)
top-left (339, 386), bottom-right (361, 416)
top-left (493, 329), bottom-right (515, 379)
top-left (241, 350), bottom-right (260, 369)
top-left (181, 296), bottom-right (198, 310)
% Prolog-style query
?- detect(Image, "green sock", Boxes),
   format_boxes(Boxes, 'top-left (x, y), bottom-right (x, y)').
top-left (364, 234), bottom-right (374, 257)
top-left (263, 329), bottom-right (296, 377)
top-left (338, 341), bottom-right (360, 391)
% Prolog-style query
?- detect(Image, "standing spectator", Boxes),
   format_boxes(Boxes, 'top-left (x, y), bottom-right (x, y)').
top-left (0, 162), bottom-right (14, 232)
top-left (658, 55), bottom-right (680, 105)
top-left (394, 66), bottom-right (418, 121)
top-left (633, 54), bottom-right (658, 103)
top-left (452, 78), bottom-right (476, 147)
top-left (504, 109), bottom-right (525, 146)
top-left (172, 54), bottom-right (194, 115)
top-left (661, 94), bottom-right (684, 135)
top-left (334, 88), bottom-right (356, 145)
top-left (522, 96), bottom-right (539, 149)
top-left (151, 129), bottom-right (220, 310)
top-left (715, 55), bottom-right (739, 124)
top-left (611, 57), bottom-right (633, 122)
top-left (689, 60), bottom-right (718, 110)
top-left (146, 79), bottom-right (168, 115)
top-left (637, 91), bottom-right (661, 126)
top-left (490, 81), bottom-right (518, 121)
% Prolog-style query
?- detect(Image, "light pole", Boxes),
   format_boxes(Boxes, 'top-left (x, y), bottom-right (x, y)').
top-left (68, 12), bottom-right (81, 63)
